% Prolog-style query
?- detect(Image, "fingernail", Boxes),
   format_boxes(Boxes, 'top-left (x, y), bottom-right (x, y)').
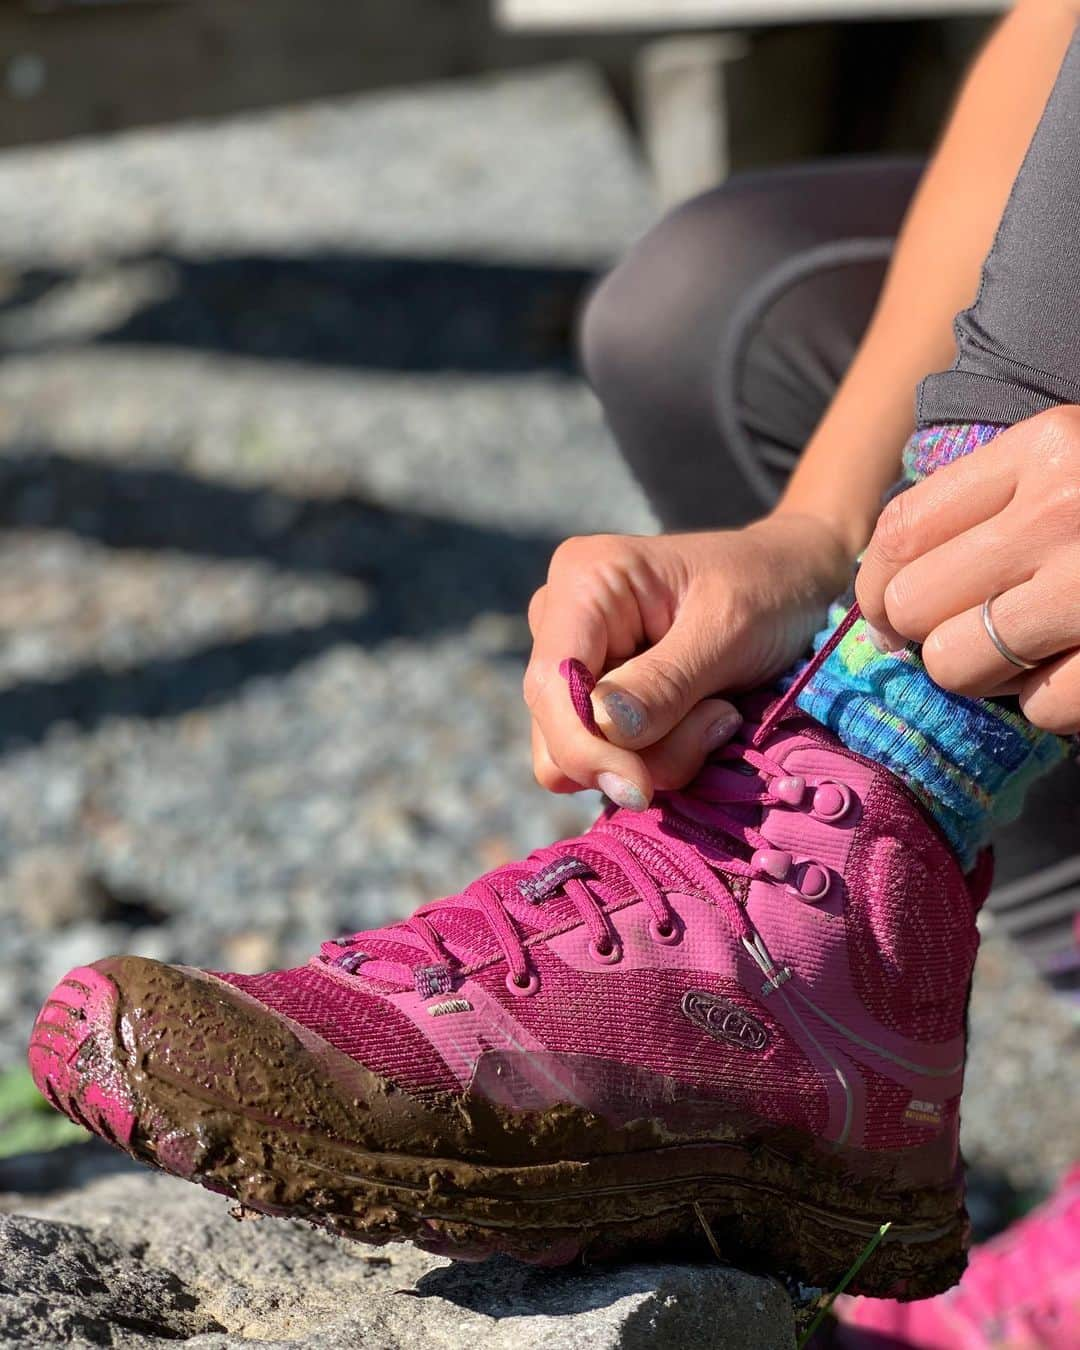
top-left (599, 690), bottom-right (647, 740)
top-left (865, 623), bottom-right (889, 653)
top-left (597, 772), bottom-right (649, 812)
top-left (865, 622), bottom-right (905, 654)
top-left (703, 708), bottom-right (742, 752)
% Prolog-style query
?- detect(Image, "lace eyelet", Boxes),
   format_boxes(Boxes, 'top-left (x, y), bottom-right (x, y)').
top-left (588, 938), bottom-right (621, 965)
top-left (505, 970), bottom-right (539, 997)
top-left (334, 950), bottom-right (370, 974)
top-left (794, 861), bottom-right (832, 903)
top-left (812, 780), bottom-right (854, 823)
top-left (648, 917), bottom-right (681, 946)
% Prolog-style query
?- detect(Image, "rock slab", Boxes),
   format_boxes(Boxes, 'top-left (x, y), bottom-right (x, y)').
top-left (0, 1173), bottom-right (796, 1349)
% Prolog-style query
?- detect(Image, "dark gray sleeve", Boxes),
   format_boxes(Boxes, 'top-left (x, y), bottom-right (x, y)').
top-left (918, 25), bottom-right (1080, 428)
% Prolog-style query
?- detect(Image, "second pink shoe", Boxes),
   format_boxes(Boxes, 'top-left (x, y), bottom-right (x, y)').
top-left (833, 1164), bottom-right (1080, 1347)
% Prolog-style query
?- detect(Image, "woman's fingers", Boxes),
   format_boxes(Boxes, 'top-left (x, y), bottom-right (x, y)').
top-left (522, 579), bottom-right (609, 714)
top-left (530, 721), bottom-right (582, 795)
top-left (522, 569), bottom-right (616, 792)
top-left (532, 696), bottom-right (743, 802)
top-left (525, 561), bottom-right (654, 807)
top-left (527, 585), bottom-right (547, 639)
top-left (921, 569), bottom-right (1080, 697)
top-left (1019, 647), bottom-right (1080, 735)
top-left (857, 446), bottom-right (1017, 643)
top-left (639, 697), bottom-right (743, 791)
top-left (592, 613), bottom-right (738, 751)
top-left (874, 509), bottom-right (1033, 644)
top-left (530, 672), bottom-right (653, 809)
top-left (524, 536), bottom-right (677, 806)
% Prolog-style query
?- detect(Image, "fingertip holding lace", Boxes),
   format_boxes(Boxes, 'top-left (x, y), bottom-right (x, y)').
top-left (596, 772), bottom-right (648, 812)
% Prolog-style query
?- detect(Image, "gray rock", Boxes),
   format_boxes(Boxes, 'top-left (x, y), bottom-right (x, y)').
top-left (4, 1174), bottom-right (796, 1348)
top-left (2, 847), bottom-right (96, 931)
top-left (0, 1209), bottom-right (223, 1347)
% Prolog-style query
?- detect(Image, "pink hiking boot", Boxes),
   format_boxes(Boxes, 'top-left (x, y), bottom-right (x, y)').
top-left (832, 1164), bottom-right (1080, 1347)
top-left (28, 613), bottom-right (990, 1296)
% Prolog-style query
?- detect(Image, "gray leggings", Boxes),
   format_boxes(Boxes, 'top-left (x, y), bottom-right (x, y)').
top-left (580, 29), bottom-right (1080, 531)
top-left (577, 28), bottom-right (1080, 879)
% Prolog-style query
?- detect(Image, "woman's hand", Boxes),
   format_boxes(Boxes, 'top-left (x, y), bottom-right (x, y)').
top-left (856, 404), bottom-right (1080, 734)
top-left (524, 513), bottom-right (851, 809)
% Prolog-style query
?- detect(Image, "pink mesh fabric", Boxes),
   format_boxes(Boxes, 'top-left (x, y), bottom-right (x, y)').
top-left (221, 966), bottom-right (459, 1096)
top-left (843, 776), bottom-right (979, 1045)
top-left (859, 1064), bottom-right (960, 1151)
top-left (323, 836), bottom-right (645, 980)
top-left (471, 953), bottom-right (829, 1137)
top-left (386, 903), bottom-right (502, 967)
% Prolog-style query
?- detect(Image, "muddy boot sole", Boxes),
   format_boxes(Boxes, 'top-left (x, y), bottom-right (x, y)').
top-left (29, 962), bottom-right (969, 1298)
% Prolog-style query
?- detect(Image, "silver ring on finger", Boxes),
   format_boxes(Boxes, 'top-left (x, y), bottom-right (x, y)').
top-left (981, 593), bottom-right (1039, 672)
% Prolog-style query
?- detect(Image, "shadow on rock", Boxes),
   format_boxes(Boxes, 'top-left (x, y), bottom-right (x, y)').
top-left (0, 1139), bottom-right (143, 1199)
top-left (413, 1254), bottom-right (666, 1318)
top-left (0, 447), bottom-right (558, 750)
top-left (1, 250), bottom-right (595, 375)
top-left (0, 1211), bottom-right (225, 1343)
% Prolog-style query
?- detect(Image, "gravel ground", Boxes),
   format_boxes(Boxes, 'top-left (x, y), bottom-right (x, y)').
top-left (0, 64), bottom-right (1074, 1216)
top-left (0, 62), bottom-right (654, 1071)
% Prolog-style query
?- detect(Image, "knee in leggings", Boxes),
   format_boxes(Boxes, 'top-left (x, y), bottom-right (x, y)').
top-left (578, 187), bottom-right (752, 401)
top-left (578, 262), bottom-right (648, 400)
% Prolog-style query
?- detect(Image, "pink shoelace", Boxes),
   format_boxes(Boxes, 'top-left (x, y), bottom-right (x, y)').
top-left (322, 608), bottom-right (862, 999)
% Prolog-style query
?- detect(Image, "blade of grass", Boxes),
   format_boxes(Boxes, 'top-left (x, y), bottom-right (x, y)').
top-left (0, 1066), bottom-right (48, 1117)
top-left (0, 1066), bottom-right (89, 1159)
top-left (692, 1200), bottom-right (727, 1265)
top-left (796, 1220), bottom-right (893, 1349)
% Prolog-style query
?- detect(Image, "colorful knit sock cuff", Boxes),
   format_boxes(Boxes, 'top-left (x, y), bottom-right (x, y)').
top-left (903, 422), bottom-right (1004, 480)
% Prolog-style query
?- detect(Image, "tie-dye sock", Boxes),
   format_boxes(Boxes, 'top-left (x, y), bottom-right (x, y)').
top-left (793, 423), bottom-right (1069, 868)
